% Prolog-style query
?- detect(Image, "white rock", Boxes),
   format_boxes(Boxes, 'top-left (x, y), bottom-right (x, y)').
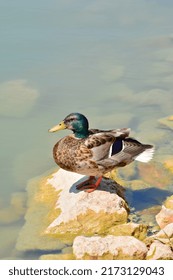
top-left (73, 235), bottom-right (147, 259)
top-left (156, 205), bottom-right (173, 228)
top-left (147, 240), bottom-right (173, 260)
top-left (156, 222), bottom-right (173, 239)
top-left (46, 169), bottom-right (128, 230)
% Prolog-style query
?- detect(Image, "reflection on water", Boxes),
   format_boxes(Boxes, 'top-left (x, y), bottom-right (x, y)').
top-left (1, 0), bottom-right (173, 259)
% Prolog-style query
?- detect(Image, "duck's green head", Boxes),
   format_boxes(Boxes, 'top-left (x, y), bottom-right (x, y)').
top-left (49, 112), bottom-right (89, 138)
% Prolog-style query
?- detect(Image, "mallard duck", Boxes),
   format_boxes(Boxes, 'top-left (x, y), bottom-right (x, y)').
top-left (49, 112), bottom-right (154, 192)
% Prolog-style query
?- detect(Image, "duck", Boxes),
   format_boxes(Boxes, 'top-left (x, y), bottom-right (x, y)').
top-left (49, 112), bottom-right (154, 193)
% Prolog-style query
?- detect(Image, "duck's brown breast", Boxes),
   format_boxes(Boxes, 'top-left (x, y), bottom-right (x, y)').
top-left (53, 136), bottom-right (93, 173)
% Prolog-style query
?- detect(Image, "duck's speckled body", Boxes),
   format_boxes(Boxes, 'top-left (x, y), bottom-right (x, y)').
top-left (49, 113), bottom-right (154, 192)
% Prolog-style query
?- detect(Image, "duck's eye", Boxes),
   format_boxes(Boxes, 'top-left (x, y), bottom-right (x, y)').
top-left (67, 117), bottom-right (76, 122)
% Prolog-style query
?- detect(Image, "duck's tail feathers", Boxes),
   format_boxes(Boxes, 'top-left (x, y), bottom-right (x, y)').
top-left (134, 146), bottom-right (154, 163)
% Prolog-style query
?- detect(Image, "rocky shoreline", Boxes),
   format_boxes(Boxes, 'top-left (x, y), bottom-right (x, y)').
top-left (16, 163), bottom-right (173, 260)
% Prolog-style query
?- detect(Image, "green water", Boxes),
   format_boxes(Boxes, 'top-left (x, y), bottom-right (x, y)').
top-left (1, 0), bottom-right (173, 259)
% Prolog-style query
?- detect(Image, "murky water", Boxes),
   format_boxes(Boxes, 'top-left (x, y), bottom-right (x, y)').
top-left (1, 0), bottom-right (173, 259)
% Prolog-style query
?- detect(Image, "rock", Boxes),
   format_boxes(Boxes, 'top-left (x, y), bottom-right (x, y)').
top-left (45, 169), bottom-right (129, 242)
top-left (117, 162), bottom-right (137, 181)
top-left (73, 235), bottom-right (148, 260)
top-left (156, 222), bottom-right (173, 239)
top-left (145, 222), bottom-right (173, 246)
top-left (137, 119), bottom-right (166, 144)
top-left (136, 205), bottom-right (161, 227)
top-left (138, 161), bottom-right (173, 188)
top-left (158, 115), bottom-right (173, 130)
top-left (137, 89), bottom-right (170, 109)
top-left (16, 172), bottom-right (65, 251)
top-left (0, 225), bottom-right (21, 259)
top-left (151, 223), bottom-right (173, 246)
top-left (165, 195), bottom-right (173, 210)
top-left (163, 157), bottom-right (173, 174)
top-left (17, 168), bottom-right (128, 251)
top-left (10, 192), bottom-right (26, 217)
top-left (0, 79), bottom-right (39, 117)
top-left (108, 222), bottom-right (147, 240)
top-left (0, 207), bottom-right (21, 225)
top-left (147, 240), bottom-right (173, 260)
top-left (0, 192), bottom-right (26, 224)
top-left (156, 205), bottom-right (173, 228)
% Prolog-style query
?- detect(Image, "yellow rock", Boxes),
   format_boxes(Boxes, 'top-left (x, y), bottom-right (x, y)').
top-left (163, 156), bottom-right (173, 173)
top-left (158, 115), bottom-right (173, 130)
top-left (0, 192), bottom-right (26, 224)
top-left (47, 209), bottom-right (128, 243)
top-left (108, 222), bottom-right (147, 240)
top-left (164, 195), bottom-right (173, 210)
top-left (16, 171), bottom-right (65, 251)
top-left (0, 207), bottom-right (19, 224)
top-left (168, 115), bottom-right (173, 121)
top-left (10, 192), bottom-right (26, 216)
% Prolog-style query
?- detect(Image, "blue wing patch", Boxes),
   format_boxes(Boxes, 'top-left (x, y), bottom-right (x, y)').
top-left (111, 139), bottom-right (123, 156)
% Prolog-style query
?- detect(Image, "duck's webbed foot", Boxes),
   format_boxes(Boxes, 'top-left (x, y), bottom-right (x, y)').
top-left (76, 176), bottom-right (102, 193)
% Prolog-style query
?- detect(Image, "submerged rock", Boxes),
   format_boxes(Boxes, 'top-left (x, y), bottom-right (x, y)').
top-left (0, 79), bottom-right (39, 117)
top-left (0, 225), bottom-right (21, 259)
top-left (137, 119), bottom-right (167, 144)
top-left (16, 171), bottom-right (65, 251)
top-left (73, 235), bottom-right (148, 260)
top-left (158, 115), bottom-right (173, 130)
top-left (0, 192), bottom-right (26, 224)
top-left (108, 222), bottom-right (147, 240)
top-left (45, 169), bottom-right (129, 242)
top-left (138, 161), bottom-right (173, 188)
top-left (136, 205), bottom-right (161, 227)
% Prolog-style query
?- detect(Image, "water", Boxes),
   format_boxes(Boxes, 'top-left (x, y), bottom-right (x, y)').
top-left (1, 0), bottom-right (173, 259)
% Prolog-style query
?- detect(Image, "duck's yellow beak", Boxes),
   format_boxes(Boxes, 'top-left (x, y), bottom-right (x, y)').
top-left (48, 121), bottom-right (67, 132)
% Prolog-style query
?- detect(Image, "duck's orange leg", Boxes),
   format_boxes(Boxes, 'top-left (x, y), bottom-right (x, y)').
top-left (76, 176), bottom-right (102, 193)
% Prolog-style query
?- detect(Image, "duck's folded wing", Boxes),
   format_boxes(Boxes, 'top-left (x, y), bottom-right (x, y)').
top-left (84, 128), bottom-right (130, 161)
top-left (111, 138), bottom-right (154, 164)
